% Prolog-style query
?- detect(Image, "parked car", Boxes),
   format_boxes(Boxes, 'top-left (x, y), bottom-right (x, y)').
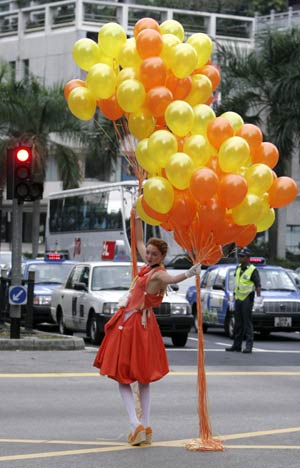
top-left (285, 268), bottom-right (300, 289)
top-left (22, 254), bottom-right (78, 324)
top-left (186, 259), bottom-right (300, 337)
top-left (51, 261), bottom-right (193, 347)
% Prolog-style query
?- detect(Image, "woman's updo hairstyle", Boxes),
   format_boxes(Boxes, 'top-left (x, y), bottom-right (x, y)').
top-left (146, 237), bottom-right (168, 258)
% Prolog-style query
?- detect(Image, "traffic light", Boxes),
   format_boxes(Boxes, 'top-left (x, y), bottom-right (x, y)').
top-left (6, 145), bottom-right (44, 201)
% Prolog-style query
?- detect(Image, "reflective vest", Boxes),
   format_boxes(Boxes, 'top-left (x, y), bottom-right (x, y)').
top-left (234, 264), bottom-right (256, 301)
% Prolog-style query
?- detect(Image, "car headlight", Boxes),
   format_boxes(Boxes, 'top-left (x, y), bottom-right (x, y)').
top-left (170, 303), bottom-right (189, 315)
top-left (33, 295), bottom-right (51, 305)
top-left (103, 302), bottom-right (118, 315)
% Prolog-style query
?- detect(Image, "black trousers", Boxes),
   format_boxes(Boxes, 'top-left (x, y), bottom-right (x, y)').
top-left (233, 296), bottom-right (254, 350)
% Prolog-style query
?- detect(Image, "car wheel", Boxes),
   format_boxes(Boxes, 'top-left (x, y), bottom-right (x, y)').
top-left (57, 310), bottom-right (73, 336)
top-left (225, 311), bottom-right (235, 339)
top-left (88, 313), bottom-right (104, 345)
top-left (171, 333), bottom-right (188, 347)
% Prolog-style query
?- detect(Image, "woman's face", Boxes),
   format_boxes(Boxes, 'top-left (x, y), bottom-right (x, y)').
top-left (145, 243), bottom-right (164, 266)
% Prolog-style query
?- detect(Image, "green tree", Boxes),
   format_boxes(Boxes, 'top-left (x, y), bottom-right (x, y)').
top-left (0, 72), bottom-right (83, 257)
top-left (215, 28), bottom-right (300, 259)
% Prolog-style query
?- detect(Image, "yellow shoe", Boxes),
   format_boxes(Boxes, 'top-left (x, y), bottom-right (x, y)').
top-left (128, 424), bottom-right (146, 446)
top-left (144, 426), bottom-right (152, 444)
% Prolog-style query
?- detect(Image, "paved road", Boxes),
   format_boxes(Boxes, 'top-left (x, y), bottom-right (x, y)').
top-left (0, 330), bottom-right (299, 468)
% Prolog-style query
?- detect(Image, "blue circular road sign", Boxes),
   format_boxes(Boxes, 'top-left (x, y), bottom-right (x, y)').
top-left (9, 285), bottom-right (27, 305)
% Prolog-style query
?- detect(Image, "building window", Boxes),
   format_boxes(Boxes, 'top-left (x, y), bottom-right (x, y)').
top-left (23, 59), bottom-right (29, 81)
top-left (286, 225), bottom-right (300, 257)
top-left (9, 61), bottom-right (16, 81)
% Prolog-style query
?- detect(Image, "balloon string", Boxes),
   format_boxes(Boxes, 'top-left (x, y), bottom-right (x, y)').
top-left (185, 273), bottom-right (224, 452)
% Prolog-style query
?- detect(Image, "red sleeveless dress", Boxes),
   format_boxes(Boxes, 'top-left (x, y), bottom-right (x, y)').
top-left (93, 265), bottom-right (169, 384)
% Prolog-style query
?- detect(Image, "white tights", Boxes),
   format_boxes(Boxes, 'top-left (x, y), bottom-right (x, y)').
top-left (118, 382), bottom-right (151, 431)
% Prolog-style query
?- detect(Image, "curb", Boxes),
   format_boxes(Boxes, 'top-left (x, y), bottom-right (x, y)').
top-left (0, 335), bottom-right (85, 351)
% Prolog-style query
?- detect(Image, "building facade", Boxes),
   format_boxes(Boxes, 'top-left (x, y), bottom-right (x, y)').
top-left (0, 0), bottom-right (299, 257)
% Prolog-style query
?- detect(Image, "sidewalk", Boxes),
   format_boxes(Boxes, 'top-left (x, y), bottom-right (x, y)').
top-left (0, 323), bottom-right (85, 350)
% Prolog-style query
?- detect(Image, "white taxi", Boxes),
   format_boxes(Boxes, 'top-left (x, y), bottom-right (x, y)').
top-left (51, 262), bottom-right (193, 347)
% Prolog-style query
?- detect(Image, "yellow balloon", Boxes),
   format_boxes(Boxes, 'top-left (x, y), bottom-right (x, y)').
top-left (165, 152), bottom-right (195, 190)
top-left (218, 136), bottom-right (250, 173)
top-left (128, 109), bottom-right (155, 140)
top-left (143, 177), bottom-right (174, 214)
top-left (118, 37), bottom-right (142, 69)
top-left (98, 22), bottom-right (127, 58)
top-left (165, 100), bottom-right (194, 137)
top-left (185, 74), bottom-right (212, 106)
top-left (116, 67), bottom-right (139, 86)
top-left (160, 34), bottom-right (181, 68)
top-left (72, 38), bottom-right (101, 71)
top-left (186, 33), bottom-right (213, 68)
top-left (255, 196), bottom-right (270, 222)
top-left (256, 208), bottom-right (275, 232)
top-left (160, 20), bottom-right (185, 41)
top-left (183, 134), bottom-right (212, 166)
top-left (221, 111), bottom-right (244, 133)
top-left (136, 139), bottom-right (160, 173)
top-left (86, 63), bottom-right (116, 99)
top-left (191, 104), bottom-right (216, 135)
top-left (147, 130), bottom-right (178, 168)
top-left (170, 43), bottom-right (198, 79)
top-left (117, 79), bottom-right (146, 112)
top-left (136, 196), bottom-right (161, 226)
top-left (68, 87), bottom-right (96, 121)
top-left (232, 194), bottom-right (264, 226)
top-left (245, 163), bottom-right (274, 195)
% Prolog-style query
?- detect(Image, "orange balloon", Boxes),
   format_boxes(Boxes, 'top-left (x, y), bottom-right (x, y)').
top-left (174, 225), bottom-right (193, 252)
top-left (165, 74), bottom-right (192, 100)
top-left (197, 65), bottom-right (220, 91)
top-left (134, 18), bottom-right (160, 38)
top-left (155, 115), bottom-right (167, 130)
top-left (141, 195), bottom-right (169, 222)
top-left (139, 57), bottom-right (167, 91)
top-left (268, 176), bottom-right (298, 208)
top-left (136, 29), bottom-right (163, 59)
top-left (145, 86), bottom-right (173, 117)
top-left (235, 224), bottom-right (257, 247)
top-left (198, 198), bottom-right (226, 232)
top-left (252, 142), bottom-right (279, 168)
top-left (213, 214), bottom-right (240, 245)
top-left (236, 124), bottom-right (263, 152)
top-left (207, 117), bottom-right (234, 150)
top-left (207, 155), bottom-right (223, 177)
top-left (64, 79), bottom-right (86, 100)
top-left (202, 244), bottom-right (223, 266)
top-left (190, 168), bottom-right (218, 203)
top-left (97, 95), bottom-right (123, 121)
top-left (217, 174), bottom-right (248, 209)
top-left (168, 190), bottom-right (197, 227)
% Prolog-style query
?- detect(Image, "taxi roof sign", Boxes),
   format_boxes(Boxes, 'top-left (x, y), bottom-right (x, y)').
top-left (250, 257), bottom-right (266, 265)
top-left (45, 252), bottom-right (64, 261)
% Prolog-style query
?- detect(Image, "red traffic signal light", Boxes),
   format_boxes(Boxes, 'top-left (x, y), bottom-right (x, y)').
top-left (6, 145), bottom-right (44, 202)
top-left (15, 147), bottom-right (31, 163)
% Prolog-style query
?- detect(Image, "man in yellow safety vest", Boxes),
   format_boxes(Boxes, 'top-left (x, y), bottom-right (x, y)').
top-left (226, 247), bottom-right (262, 354)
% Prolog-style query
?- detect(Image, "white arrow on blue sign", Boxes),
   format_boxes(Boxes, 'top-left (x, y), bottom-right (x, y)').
top-left (9, 286), bottom-right (27, 305)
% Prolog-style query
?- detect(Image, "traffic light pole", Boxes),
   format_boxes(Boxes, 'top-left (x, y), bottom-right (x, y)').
top-left (10, 198), bottom-right (23, 339)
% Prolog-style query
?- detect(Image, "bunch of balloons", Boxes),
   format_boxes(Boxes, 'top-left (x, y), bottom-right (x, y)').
top-left (65, 17), bottom-right (298, 264)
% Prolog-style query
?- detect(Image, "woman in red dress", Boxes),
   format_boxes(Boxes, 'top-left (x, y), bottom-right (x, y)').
top-left (94, 213), bottom-right (200, 446)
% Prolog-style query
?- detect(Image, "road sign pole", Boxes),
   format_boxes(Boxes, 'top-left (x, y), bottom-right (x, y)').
top-left (10, 198), bottom-right (23, 339)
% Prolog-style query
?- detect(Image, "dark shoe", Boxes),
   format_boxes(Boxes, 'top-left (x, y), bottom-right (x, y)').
top-left (225, 346), bottom-right (241, 352)
top-left (242, 348), bottom-right (252, 354)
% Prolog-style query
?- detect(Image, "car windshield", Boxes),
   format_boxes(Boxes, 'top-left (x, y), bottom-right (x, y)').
top-left (227, 267), bottom-right (297, 292)
top-left (260, 268), bottom-right (297, 291)
top-left (0, 252), bottom-right (12, 265)
top-left (92, 265), bottom-right (132, 291)
top-left (27, 263), bottom-right (74, 284)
